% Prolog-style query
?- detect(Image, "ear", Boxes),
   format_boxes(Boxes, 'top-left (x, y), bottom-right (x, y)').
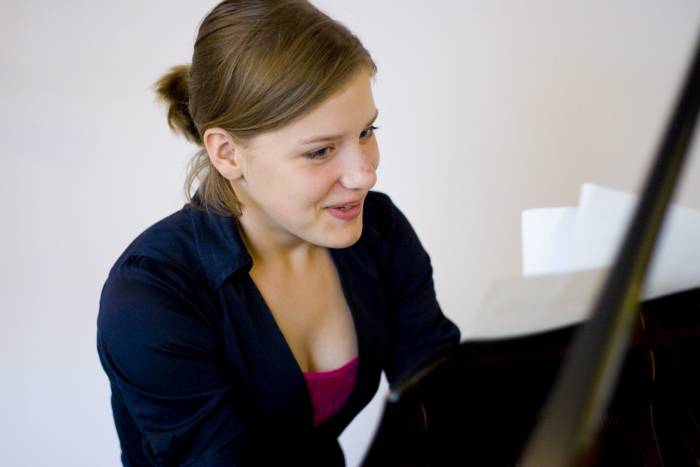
top-left (202, 127), bottom-right (245, 181)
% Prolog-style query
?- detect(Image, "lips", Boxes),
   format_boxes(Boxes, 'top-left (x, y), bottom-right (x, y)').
top-left (326, 199), bottom-right (362, 209)
top-left (324, 198), bottom-right (364, 221)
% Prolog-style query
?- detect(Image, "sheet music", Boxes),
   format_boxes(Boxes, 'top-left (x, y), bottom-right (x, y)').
top-left (469, 183), bottom-right (700, 339)
top-left (521, 207), bottom-right (578, 276)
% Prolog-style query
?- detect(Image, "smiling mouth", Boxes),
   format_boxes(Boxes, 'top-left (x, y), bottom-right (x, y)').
top-left (326, 198), bottom-right (363, 210)
top-left (324, 200), bottom-right (363, 221)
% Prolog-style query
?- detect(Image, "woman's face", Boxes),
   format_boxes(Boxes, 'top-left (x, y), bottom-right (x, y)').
top-left (231, 69), bottom-right (379, 251)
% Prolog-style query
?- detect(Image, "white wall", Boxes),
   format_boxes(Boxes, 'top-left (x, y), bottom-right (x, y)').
top-left (2, 1), bottom-right (699, 466)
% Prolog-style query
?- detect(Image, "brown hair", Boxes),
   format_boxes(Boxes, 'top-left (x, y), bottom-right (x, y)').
top-left (154, 0), bottom-right (377, 217)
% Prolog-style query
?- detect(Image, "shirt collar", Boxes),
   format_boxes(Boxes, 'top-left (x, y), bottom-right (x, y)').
top-left (188, 193), bottom-right (252, 289)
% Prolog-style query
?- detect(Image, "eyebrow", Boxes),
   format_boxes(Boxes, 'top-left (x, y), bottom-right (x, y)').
top-left (297, 109), bottom-right (379, 146)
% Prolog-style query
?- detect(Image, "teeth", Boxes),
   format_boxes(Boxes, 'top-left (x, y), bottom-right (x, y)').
top-left (330, 204), bottom-right (355, 211)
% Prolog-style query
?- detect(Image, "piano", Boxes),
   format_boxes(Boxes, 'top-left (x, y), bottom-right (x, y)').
top-left (362, 30), bottom-right (700, 467)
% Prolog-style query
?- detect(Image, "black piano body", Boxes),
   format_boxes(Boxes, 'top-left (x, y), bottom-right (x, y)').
top-left (362, 286), bottom-right (700, 466)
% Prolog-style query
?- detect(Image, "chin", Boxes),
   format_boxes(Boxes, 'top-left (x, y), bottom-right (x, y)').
top-left (320, 223), bottom-right (363, 249)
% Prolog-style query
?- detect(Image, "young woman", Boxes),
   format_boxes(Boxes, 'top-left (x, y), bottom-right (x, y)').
top-left (97, 1), bottom-right (460, 465)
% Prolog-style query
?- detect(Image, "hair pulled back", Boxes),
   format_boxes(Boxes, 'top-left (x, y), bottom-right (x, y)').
top-left (155, 0), bottom-right (377, 217)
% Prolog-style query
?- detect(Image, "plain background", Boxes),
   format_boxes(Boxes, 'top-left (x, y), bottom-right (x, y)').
top-left (2, 1), bottom-right (700, 466)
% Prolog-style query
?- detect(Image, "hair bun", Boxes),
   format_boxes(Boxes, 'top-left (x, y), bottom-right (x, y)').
top-left (154, 64), bottom-right (202, 145)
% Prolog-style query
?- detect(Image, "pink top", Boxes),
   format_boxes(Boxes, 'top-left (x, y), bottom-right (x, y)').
top-left (303, 356), bottom-right (359, 427)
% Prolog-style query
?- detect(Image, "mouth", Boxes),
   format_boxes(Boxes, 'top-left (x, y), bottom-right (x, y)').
top-left (325, 198), bottom-right (364, 220)
top-left (325, 198), bottom-right (363, 210)
top-left (331, 203), bottom-right (359, 211)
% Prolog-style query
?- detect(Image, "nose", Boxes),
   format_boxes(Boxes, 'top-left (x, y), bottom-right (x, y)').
top-left (339, 146), bottom-right (378, 191)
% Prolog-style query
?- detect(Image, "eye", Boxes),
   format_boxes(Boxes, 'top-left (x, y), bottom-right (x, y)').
top-left (305, 146), bottom-right (333, 160)
top-left (360, 125), bottom-right (379, 140)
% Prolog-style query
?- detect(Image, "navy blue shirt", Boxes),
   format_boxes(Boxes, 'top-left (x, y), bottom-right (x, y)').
top-left (97, 191), bottom-right (460, 466)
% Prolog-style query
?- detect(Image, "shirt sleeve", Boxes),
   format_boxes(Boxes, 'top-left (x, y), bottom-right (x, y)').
top-left (97, 255), bottom-right (251, 467)
top-left (379, 196), bottom-right (462, 385)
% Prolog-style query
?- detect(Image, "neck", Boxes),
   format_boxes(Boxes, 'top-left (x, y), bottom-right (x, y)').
top-left (236, 209), bottom-right (321, 271)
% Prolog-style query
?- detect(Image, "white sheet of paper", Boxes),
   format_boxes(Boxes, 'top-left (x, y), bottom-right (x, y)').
top-left (522, 207), bottom-right (578, 276)
top-left (571, 183), bottom-right (700, 298)
top-left (468, 183), bottom-right (700, 339)
top-left (570, 184), bottom-right (637, 270)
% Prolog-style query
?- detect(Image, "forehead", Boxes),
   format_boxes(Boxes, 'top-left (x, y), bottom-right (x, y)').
top-left (249, 70), bottom-right (376, 149)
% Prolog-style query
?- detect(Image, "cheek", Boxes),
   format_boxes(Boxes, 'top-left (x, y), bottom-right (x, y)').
top-left (245, 163), bottom-right (296, 207)
top-left (264, 165), bottom-right (336, 212)
top-left (299, 166), bottom-right (338, 202)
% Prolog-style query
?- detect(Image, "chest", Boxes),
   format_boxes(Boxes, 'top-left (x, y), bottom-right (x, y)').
top-left (249, 253), bottom-right (358, 373)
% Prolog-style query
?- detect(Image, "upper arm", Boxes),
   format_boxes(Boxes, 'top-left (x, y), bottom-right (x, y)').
top-left (97, 256), bottom-right (251, 466)
top-left (378, 196), bottom-right (461, 385)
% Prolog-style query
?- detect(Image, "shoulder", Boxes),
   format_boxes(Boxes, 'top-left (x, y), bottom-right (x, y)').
top-left (98, 204), bottom-right (222, 350)
top-left (362, 190), bottom-right (419, 246)
top-left (108, 203), bottom-right (205, 282)
top-left (97, 205), bottom-right (213, 338)
top-left (362, 190), bottom-right (401, 239)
